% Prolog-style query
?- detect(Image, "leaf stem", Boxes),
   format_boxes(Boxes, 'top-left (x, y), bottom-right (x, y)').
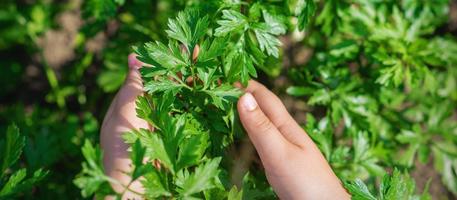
top-left (169, 73), bottom-right (192, 90)
top-left (105, 176), bottom-right (144, 196)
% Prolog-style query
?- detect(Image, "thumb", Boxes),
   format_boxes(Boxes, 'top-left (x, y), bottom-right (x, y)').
top-left (102, 53), bottom-right (144, 126)
top-left (125, 53), bottom-right (143, 88)
top-left (100, 53), bottom-right (148, 198)
top-left (237, 93), bottom-right (290, 162)
top-left (117, 53), bottom-right (144, 103)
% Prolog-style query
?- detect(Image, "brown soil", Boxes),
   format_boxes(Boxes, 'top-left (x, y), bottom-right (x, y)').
top-left (411, 158), bottom-right (454, 199)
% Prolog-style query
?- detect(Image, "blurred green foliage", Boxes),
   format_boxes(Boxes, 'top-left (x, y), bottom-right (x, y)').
top-left (0, 0), bottom-right (456, 199)
top-left (288, 0), bottom-right (457, 198)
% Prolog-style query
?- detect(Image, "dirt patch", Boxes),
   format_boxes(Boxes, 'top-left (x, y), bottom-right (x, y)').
top-left (411, 158), bottom-right (453, 199)
top-left (36, 1), bottom-right (82, 68)
top-left (449, 0), bottom-right (457, 31)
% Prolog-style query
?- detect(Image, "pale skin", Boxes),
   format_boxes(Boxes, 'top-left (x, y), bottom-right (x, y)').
top-left (100, 54), bottom-right (350, 199)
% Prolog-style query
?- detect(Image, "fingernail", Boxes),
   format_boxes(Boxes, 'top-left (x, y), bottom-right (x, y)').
top-left (242, 93), bottom-right (257, 111)
top-left (128, 53), bottom-right (140, 69)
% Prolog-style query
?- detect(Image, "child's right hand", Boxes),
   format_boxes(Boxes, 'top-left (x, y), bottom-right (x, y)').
top-left (238, 80), bottom-right (350, 200)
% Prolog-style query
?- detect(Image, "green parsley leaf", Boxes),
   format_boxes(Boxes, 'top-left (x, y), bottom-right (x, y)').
top-left (215, 10), bottom-right (248, 37)
top-left (296, 0), bottom-right (317, 30)
top-left (144, 78), bottom-right (185, 95)
top-left (176, 132), bottom-right (208, 171)
top-left (1, 124), bottom-right (25, 177)
top-left (74, 140), bottom-right (113, 197)
top-left (166, 10), bottom-right (209, 47)
top-left (176, 157), bottom-right (222, 197)
top-left (142, 169), bottom-right (171, 198)
top-left (252, 23), bottom-right (282, 58)
top-left (262, 10), bottom-right (286, 35)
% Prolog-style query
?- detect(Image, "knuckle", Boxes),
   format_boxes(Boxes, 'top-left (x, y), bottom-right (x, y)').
top-left (253, 115), bottom-right (274, 132)
top-left (275, 119), bottom-right (291, 133)
top-left (124, 76), bottom-right (142, 87)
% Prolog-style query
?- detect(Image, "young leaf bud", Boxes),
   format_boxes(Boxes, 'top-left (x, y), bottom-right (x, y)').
top-left (192, 44), bottom-right (200, 62)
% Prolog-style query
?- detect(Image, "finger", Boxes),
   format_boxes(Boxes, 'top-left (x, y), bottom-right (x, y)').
top-left (237, 92), bottom-right (290, 163)
top-left (245, 80), bottom-right (313, 149)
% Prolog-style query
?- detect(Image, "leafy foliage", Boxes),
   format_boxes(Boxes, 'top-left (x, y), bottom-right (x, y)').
top-left (0, 125), bottom-right (47, 199)
top-left (73, 140), bottom-right (114, 198)
top-left (73, 0), bottom-right (457, 199)
top-left (345, 169), bottom-right (431, 200)
top-left (288, 0), bottom-right (457, 198)
top-left (126, 8), bottom-right (281, 198)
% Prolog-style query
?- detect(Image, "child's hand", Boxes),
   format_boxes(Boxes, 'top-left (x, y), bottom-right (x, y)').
top-left (100, 54), bottom-right (147, 199)
top-left (238, 81), bottom-right (350, 200)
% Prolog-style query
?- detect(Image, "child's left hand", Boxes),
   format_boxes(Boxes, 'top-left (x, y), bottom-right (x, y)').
top-left (100, 54), bottom-right (147, 199)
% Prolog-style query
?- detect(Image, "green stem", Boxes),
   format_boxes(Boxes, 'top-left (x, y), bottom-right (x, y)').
top-left (169, 73), bottom-right (192, 90)
top-left (190, 64), bottom-right (197, 88)
top-left (30, 33), bottom-right (66, 108)
top-left (42, 54), bottom-right (66, 108)
top-left (105, 176), bottom-right (143, 196)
